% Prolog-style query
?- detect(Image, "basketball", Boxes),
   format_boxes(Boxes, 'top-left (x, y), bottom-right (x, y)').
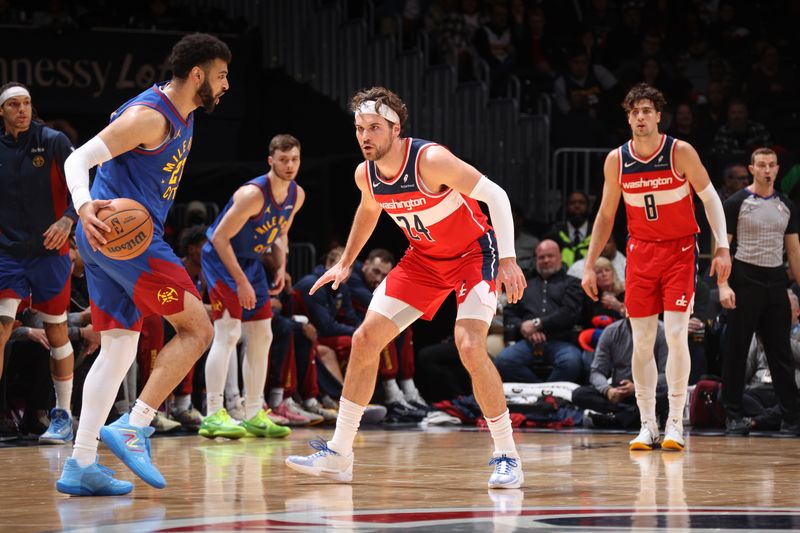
top-left (95, 198), bottom-right (153, 260)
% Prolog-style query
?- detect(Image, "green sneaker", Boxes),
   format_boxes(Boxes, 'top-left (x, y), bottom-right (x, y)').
top-left (241, 409), bottom-right (292, 438)
top-left (198, 408), bottom-right (247, 439)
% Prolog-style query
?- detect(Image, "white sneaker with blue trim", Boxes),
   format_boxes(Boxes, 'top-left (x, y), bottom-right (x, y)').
top-left (285, 439), bottom-right (354, 482)
top-left (488, 453), bottom-right (524, 489)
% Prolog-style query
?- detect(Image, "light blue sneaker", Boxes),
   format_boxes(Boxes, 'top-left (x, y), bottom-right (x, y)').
top-left (56, 457), bottom-right (133, 496)
top-left (40, 408), bottom-right (73, 445)
top-left (488, 453), bottom-right (524, 489)
top-left (285, 439), bottom-right (353, 482)
top-left (99, 413), bottom-right (165, 489)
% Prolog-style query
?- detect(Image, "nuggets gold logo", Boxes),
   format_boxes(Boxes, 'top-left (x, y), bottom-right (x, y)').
top-left (32, 155), bottom-right (45, 167)
top-left (211, 300), bottom-right (223, 312)
top-left (157, 287), bottom-right (179, 305)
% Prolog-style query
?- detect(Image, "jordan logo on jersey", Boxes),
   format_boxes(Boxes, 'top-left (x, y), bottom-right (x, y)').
top-left (157, 287), bottom-right (179, 305)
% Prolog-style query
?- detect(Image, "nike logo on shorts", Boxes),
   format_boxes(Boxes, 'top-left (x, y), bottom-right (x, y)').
top-left (681, 245), bottom-right (693, 252)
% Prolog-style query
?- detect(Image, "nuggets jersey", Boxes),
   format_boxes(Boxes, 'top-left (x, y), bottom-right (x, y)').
top-left (206, 175), bottom-right (297, 260)
top-left (91, 84), bottom-right (193, 236)
top-left (618, 134), bottom-right (699, 242)
top-left (367, 138), bottom-right (491, 259)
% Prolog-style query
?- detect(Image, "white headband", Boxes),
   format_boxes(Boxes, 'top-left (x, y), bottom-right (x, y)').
top-left (0, 86), bottom-right (30, 107)
top-left (357, 100), bottom-right (400, 124)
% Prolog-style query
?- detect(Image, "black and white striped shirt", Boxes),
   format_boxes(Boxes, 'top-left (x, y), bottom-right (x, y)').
top-left (724, 188), bottom-right (799, 268)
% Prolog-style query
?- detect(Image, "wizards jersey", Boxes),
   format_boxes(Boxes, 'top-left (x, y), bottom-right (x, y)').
top-left (91, 83), bottom-right (193, 236)
top-left (205, 175), bottom-right (297, 260)
top-left (618, 134), bottom-right (698, 242)
top-left (367, 138), bottom-right (491, 259)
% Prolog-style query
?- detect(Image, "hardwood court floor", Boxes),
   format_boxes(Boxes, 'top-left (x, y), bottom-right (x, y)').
top-left (3, 428), bottom-right (800, 532)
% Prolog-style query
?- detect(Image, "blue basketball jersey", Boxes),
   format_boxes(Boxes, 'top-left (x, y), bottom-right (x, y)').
top-left (91, 83), bottom-right (194, 236)
top-left (206, 174), bottom-right (298, 260)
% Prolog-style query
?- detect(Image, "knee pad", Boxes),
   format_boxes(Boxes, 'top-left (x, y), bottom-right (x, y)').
top-left (0, 298), bottom-right (21, 320)
top-left (214, 315), bottom-right (242, 348)
top-left (50, 341), bottom-right (73, 360)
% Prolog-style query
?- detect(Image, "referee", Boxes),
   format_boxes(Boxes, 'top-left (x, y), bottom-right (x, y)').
top-left (720, 147), bottom-right (800, 436)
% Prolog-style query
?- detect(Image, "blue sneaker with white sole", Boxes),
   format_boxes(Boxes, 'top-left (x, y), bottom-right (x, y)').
top-left (56, 457), bottom-right (133, 496)
top-left (488, 453), bottom-right (524, 489)
top-left (285, 439), bottom-right (353, 482)
top-left (40, 408), bottom-right (73, 445)
top-left (99, 413), bottom-right (165, 489)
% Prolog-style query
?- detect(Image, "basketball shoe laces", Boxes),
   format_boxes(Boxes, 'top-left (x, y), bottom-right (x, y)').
top-left (307, 439), bottom-right (340, 459)
top-left (50, 412), bottom-right (69, 433)
top-left (489, 455), bottom-right (518, 476)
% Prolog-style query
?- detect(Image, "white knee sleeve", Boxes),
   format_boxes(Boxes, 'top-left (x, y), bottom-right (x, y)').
top-left (50, 341), bottom-right (73, 360)
top-left (38, 311), bottom-right (68, 324)
top-left (205, 314), bottom-right (243, 398)
top-left (663, 310), bottom-right (691, 397)
top-left (76, 329), bottom-right (140, 442)
top-left (242, 319), bottom-right (272, 418)
top-left (630, 316), bottom-right (659, 423)
top-left (0, 298), bottom-right (21, 319)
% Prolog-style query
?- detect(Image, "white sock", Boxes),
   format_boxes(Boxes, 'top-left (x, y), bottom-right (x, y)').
top-left (129, 399), bottom-right (156, 428)
top-left (328, 397), bottom-right (365, 456)
top-left (54, 377), bottom-right (73, 417)
top-left (485, 409), bottom-right (518, 457)
top-left (206, 393), bottom-right (224, 416)
top-left (205, 314), bottom-right (242, 414)
top-left (174, 393), bottom-right (191, 413)
top-left (630, 316), bottom-right (659, 426)
top-left (383, 378), bottom-right (404, 404)
top-left (242, 319), bottom-right (272, 420)
top-left (268, 388), bottom-right (284, 408)
top-left (225, 347), bottom-right (241, 399)
top-left (399, 378), bottom-right (418, 396)
top-left (664, 311), bottom-right (691, 427)
top-left (72, 329), bottom-right (140, 467)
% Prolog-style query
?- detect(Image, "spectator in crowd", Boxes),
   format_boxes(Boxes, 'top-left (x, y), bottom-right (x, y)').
top-left (494, 239), bottom-right (584, 384)
top-left (573, 318), bottom-right (668, 429)
top-left (715, 163), bottom-right (749, 204)
top-left (545, 191), bottom-right (592, 268)
top-left (667, 102), bottom-right (712, 158)
top-left (552, 48), bottom-right (617, 118)
top-left (720, 147), bottom-right (800, 436)
top-left (473, 1), bottom-right (516, 97)
top-left (568, 238), bottom-right (626, 283)
top-left (712, 98), bottom-right (773, 162)
top-left (581, 256), bottom-right (625, 327)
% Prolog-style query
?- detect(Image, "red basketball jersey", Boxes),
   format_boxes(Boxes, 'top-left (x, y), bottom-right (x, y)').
top-left (366, 138), bottom-right (492, 259)
top-left (618, 134), bottom-right (699, 242)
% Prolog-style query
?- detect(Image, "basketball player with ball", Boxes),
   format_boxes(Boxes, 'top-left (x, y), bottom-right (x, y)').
top-left (56, 33), bottom-right (232, 496)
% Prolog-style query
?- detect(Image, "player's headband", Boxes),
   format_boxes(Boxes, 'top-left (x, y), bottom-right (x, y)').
top-left (356, 100), bottom-right (400, 124)
top-left (0, 86), bottom-right (31, 107)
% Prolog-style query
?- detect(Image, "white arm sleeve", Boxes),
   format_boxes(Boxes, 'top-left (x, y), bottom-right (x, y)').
top-left (65, 136), bottom-right (113, 213)
top-left (468, 176), bottom-right (516, 259)
top-left (696, 183), bottom-right (729, 249)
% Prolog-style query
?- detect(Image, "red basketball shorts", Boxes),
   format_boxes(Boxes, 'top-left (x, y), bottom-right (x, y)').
top-left (625, 235), bottom-right (697, 317)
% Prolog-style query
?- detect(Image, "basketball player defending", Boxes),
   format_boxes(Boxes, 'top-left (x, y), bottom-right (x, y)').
top-left (286, 87), bottom-right (527, 488)
top-left (199, 134), bottom-right (304, 440)
top-left (581, 83), bottom-right (731, 451)
top-left (56, 33), bottom-right (231, 496)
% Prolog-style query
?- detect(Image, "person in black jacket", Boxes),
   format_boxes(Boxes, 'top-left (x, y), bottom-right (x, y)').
top-left (0, 82), bottom-right (78, 444)
top-left (494, 239), bottom-right (584, 383)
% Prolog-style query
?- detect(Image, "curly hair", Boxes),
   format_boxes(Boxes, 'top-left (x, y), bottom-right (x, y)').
top-left (350, 87), bottom-right (408, 128)
top-left (621, 82), bottom-right (667, 114)
top-left (167, 33), bottom-right (232, 79)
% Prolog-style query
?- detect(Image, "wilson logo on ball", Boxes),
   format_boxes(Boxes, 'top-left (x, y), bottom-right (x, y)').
top-left (95, 198), bottom-right (153, 260)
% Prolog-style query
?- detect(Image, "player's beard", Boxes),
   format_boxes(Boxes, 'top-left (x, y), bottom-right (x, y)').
top-left (271, 167), bottom-right (295, 182)
top-left (198, 78), bottom-right (218, 113)
top-left (367, 135), bottom-right (393, 161)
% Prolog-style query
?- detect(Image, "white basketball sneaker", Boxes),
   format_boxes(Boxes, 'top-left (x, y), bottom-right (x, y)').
top-left (662, 418), bottom-right (686, 451)
top-left (629, 420), bottom-right (660, 451)
top-left (488, 453), bottom-right (524, 489)
top-left (285, 439), bottom-right (354, 482)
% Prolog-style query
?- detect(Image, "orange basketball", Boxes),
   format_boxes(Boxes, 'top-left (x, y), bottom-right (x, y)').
top-left (96, 198), bottom-right (153, 260)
